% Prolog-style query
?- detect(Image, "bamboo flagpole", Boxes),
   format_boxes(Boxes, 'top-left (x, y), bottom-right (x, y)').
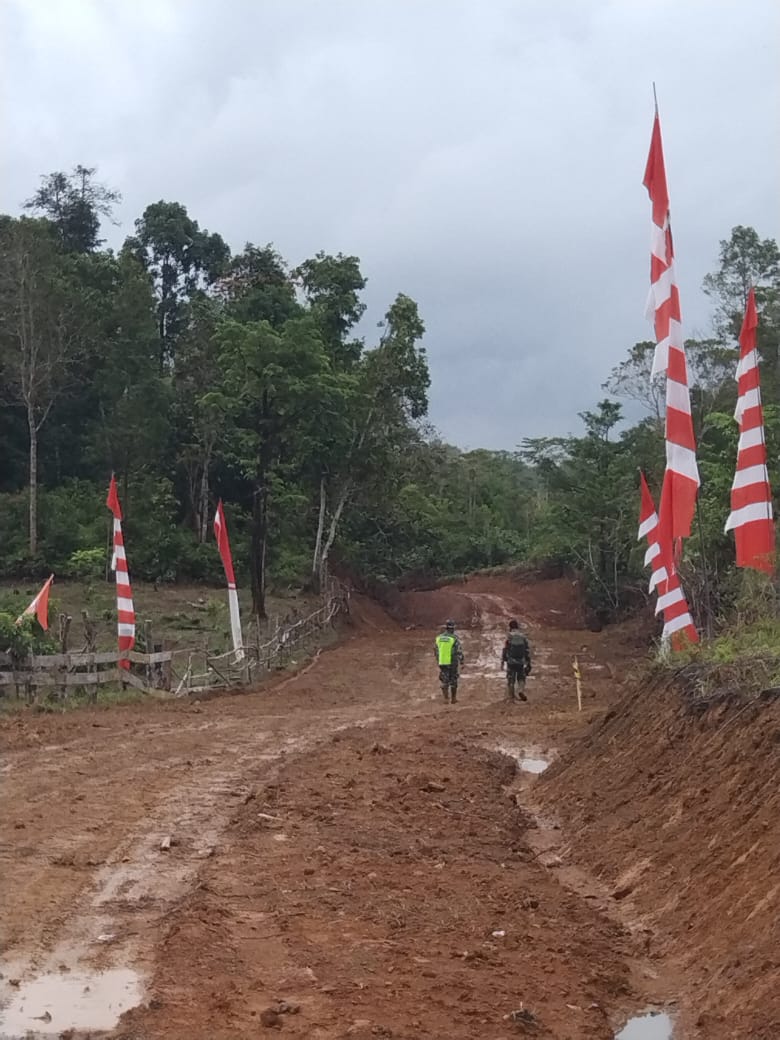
top-left (213, 500), bottom-right (244, 662)
top-left (573, 656), bottom-right (582, 712)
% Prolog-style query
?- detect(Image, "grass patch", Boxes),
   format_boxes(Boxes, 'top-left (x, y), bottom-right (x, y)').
top-left (667, 616), bottom-right (780, 700)
top-left (0, 683), bottom-right (151, 715)
top-left (0, 580), bottom-right (321, 655)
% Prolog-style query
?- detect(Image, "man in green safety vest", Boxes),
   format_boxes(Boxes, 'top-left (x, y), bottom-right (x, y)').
top-left (434, 620), bottom-right (464, 704)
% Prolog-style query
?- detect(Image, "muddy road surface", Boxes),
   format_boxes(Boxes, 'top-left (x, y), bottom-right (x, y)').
top-left (1, 576), bottom-right (773, 1038)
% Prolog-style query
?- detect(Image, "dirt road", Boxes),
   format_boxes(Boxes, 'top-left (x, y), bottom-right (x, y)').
top-left (1, 576), bottom-right (775, 1038)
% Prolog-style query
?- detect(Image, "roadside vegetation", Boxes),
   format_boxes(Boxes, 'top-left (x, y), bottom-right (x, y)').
top-left (0, 166), bottom-right (777, 650)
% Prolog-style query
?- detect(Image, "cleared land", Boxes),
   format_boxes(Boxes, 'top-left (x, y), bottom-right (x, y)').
top-left (1, 575), bottom-right (777, 1039)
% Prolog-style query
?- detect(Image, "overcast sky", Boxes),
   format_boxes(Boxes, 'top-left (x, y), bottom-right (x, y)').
top-left (2, 0), bottom-right (778, 449)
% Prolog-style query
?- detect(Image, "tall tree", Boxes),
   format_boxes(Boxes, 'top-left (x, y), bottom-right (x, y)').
top-left (0, 218), bottom-right (86, 553)
top-left (703, 226), bottom-right (780, 394)
top-left (603, 341), bottom-right (665, 422)
top-left (174, 298), bottom-right (229, 542)
top-left (221, 243), bottom-right (299, 328)
top-left (703, 226), bottom-right (780, 335)
top-left (218, 315), bottom-right (345, 617)
top-left (310, 293), bottom-right (430, 589)
top-left (294, 252), bottom-right (367, 367)
top-left (124, 201), bottom-right (230, 370)
top-left (24, 165), bottom-right (121, 253)
top-left (521, 401), bottom-right (641, 612)
top-left (85, 250), bottom-right (171, 501)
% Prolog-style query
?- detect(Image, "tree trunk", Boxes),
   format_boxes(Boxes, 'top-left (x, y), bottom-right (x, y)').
top-left (250, 477), bottom-right (269, 619)
top-left (318, 481), bottom-right (352, 591)
top-left (311, 475), bottom-right (327, 592)
top-left (197, 448), bottom-right (211, 544)
top-left (28, 410), bottom-right (38, 556)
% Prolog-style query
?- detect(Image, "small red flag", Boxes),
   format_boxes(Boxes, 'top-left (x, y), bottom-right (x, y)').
top-left (17, 574), bottom-right (54, 631)
top-left (213, 500), bottom-right (237, 587)
top-left (106, 474), bottom-right (122, 520)
top-left (642, 112), bottom-right (670, 228)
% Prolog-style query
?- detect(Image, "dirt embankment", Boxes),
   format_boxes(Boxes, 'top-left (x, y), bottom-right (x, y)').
top-left (539, 676), bottom-right (780, 1040)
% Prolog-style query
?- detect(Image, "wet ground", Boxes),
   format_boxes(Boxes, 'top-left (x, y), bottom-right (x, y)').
top-left (1, 574), bottom-right (775, 1037)
top-left (615, 1012), bottom-right (674, 1039)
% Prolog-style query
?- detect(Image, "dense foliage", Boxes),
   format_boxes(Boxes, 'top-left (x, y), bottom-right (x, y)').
top-left (1, 166), bottom-right (777, 624)
top-left (0, 169), bottom-right (536, 614)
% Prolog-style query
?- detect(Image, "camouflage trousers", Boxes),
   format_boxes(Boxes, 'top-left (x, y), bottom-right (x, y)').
top-left (438, 665), bottom-right (459, 701)
top-left (506, 663), bottom-right (527, 702)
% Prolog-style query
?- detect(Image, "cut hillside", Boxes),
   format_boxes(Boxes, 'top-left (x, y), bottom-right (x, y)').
top-left (537, 674), bottom-right (780, 1040)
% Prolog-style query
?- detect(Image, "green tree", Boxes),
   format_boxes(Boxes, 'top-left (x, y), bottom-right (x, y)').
top-left (703, 225), bottom-right (780, 395)
top-left (294, 252), bottom-right (367, 367)
top-left (124, 201), bottom-right (230, 370)
top-left (522, 401), bottom-right (647, 614)
top-left (174, 298), bottom-right (230, 542)
top-left (221, 243), bottom-right (299, 328)
top-left (603, 341), bottom-right (664, 422)
top-left (217, 315), bottom-right (345, 616)
top-left (310, 293), bottom-right (430, 590)
top-left (24, 165), bottom-right (121, 253)
top-left (0, 218), bottom-right (90, 555)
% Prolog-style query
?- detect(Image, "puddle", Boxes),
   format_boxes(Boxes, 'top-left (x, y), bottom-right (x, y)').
top-left (615, 1011), bottom-right (674, 1039)
top-left (0, 968), bottom-right (142, 1036)
top-left (494, 744), bottom-right (552, 774)
top-left (519, 757), bottom-right (549, 774)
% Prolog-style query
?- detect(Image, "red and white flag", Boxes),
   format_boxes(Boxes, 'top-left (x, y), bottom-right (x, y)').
top-left (643, 106), bottom-right (699, 554)
top-left (17, 574), bottom-right (54, 631)
top-left (638, 473), bottom-right (669, 594)
top-left (214, 500), bottom-right (244, 661)
top-left (638, 472), bottom-right (698, 645)
top-left (724, 288), bottom-right (775, 572)
top-left (106, 476), bottom-right (135, 670)
top-left (655, 571), bottom-right (698, 644)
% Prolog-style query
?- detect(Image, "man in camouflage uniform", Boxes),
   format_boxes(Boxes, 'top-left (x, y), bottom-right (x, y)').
top-left (434, 620), bottom-right (464, 704)
top-left (500, 619), bottom-right (532, 702)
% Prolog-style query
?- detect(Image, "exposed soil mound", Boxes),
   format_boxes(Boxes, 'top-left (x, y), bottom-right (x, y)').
top-left (346, 592), bottom-right (400, 633)
top-left (464, 573), bottom-right (587, 630)
top-left (390, 586), bottom-right (479, 630)
top-left (539, 675), bottom-right (780, 1040)
top-left (392, 573), bottom-right (588, 633)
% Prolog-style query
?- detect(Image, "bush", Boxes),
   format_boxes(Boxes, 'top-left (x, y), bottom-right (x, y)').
top-left (0, 493), bottom-right (33, 577)
top-left (39, 481), bottom-right (107, 568)
top-left (0, 612), bottom-right (55, 660)
top-left (65, 547), bottom-right (106, 580)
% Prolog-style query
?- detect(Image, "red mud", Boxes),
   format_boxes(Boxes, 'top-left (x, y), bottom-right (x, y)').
top-left (0, 574), bottom-right (776, 1039)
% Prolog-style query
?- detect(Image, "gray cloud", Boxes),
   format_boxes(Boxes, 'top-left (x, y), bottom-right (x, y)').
top-left (2, 0), bottom-right (778, 448)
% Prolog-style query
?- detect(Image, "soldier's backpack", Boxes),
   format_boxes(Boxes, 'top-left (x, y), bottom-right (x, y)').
top-left (505, 631), bottom-right (529, 662)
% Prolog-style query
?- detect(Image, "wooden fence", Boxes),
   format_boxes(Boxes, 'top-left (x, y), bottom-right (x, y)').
top-left (0, 583), bottom-right (349, 703)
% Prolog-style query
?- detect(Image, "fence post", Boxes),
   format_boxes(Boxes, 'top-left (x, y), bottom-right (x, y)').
top-left (144, 619), bottom-right (153, 688)
top-left (59, 613), bottom-right (72, 702)
top-left (82, 610), bottom-right (98, 703)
